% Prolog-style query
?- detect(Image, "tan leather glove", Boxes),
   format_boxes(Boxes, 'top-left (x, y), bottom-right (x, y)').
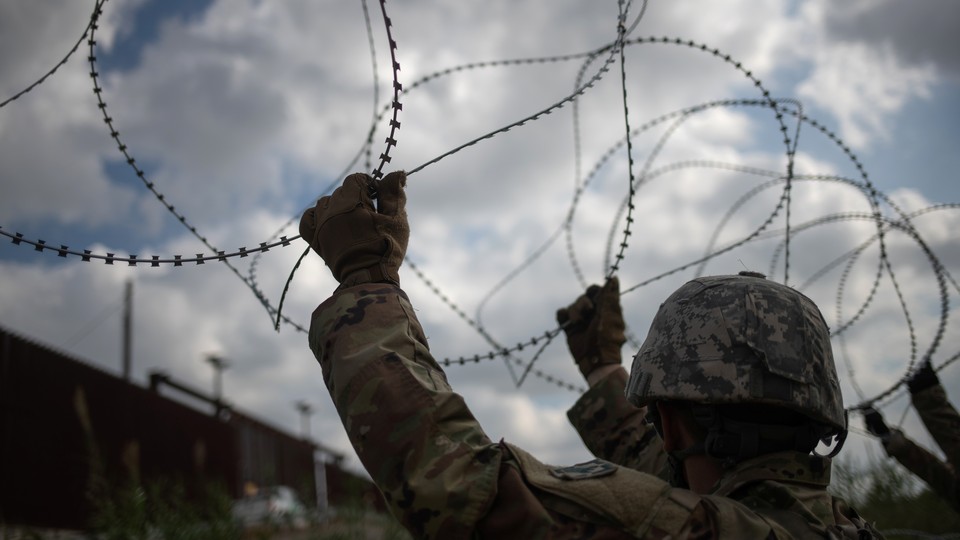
top-left (556, 277), bottom-right (626, 379)
top-left (299, 170), bottom-right (408, 287)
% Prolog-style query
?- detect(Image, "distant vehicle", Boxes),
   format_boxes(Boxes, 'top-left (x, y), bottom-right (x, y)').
top-left (231, 486), bottom-right (308, 529)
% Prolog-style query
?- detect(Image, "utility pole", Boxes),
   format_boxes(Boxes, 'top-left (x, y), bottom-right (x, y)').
top-left (295, 400), bottom-right (314, 440)
top-left (206, 354), bottom-right (229, 417)
top-left (122, 279), bottom-right (133, 381)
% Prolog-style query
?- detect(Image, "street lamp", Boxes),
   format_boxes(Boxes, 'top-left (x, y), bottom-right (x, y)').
top-left (295, 400), bottom-right (314, 440)
top-left (206, 354), bottom-right (229, 416)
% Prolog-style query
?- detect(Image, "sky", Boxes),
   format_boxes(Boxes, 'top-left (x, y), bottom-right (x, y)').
top-left (2, 0), bottom-right (959, 485)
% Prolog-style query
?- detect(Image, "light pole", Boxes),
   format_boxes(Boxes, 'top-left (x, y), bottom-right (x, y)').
top-left (206, 354), bottom-right (229, 416)
top-left (295, 400), bottom-right (314, 440)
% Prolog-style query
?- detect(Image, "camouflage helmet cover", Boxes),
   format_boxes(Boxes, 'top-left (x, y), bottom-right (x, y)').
top-left (625, 273), bottom-right (844, 431)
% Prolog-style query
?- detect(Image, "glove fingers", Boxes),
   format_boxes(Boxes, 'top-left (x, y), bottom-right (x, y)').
top-left (568, 295), bottom-right (595, 326)
top-left (559, 284), bottom-right (603, 327)
top-left (315, 173), bottom-right (375, 232)
top-left (560, 282), bottom-right (624, 378)
top-left (585, 284), bottom-right (602, 301)
top-left (597, 276), bottom-right (620, 306)
top-left (370, 171), bottom-right (410, 270)
top-left (299, 205), bottom-right (318, 244)
top-left (376, 170), bottom-right (407, 216)
top-left (596, 277), bottom-right (625, 335)
top-left (339, 172), bottom-right (375, 209)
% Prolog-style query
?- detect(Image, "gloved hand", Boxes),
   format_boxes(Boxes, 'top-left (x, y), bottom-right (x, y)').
top-left (556, 277), bottom-right (626, 379)
top-left (299, 171), bottom-right (408, 287)
top-left (907, 361), bottom-right (939, 395)
top-left (862, 407), bottom-right (890, 439)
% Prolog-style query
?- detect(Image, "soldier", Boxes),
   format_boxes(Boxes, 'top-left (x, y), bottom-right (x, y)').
top-left (863, 362), bottom-right (960, 513)
top-left (301, 171), bottom-right (881, 538)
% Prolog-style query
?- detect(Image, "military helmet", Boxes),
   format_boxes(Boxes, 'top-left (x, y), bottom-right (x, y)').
top-left (625, 272), bottom-right (845, 432)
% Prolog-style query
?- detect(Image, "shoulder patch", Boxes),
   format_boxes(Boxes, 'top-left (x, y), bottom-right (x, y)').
top-left (550, 459), bottom-right (618, 480)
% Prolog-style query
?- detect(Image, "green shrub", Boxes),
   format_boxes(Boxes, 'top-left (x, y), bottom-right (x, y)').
top-left (88, 477), bottom-right (241, 540)
top-left (831, 454), bottom-right (960, 537)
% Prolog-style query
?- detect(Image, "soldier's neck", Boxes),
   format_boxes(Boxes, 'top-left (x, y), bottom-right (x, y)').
top-left (683, 454), bottom-right (723, 494)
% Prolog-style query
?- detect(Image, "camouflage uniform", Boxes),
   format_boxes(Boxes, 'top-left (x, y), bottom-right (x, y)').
top-left (567, 369), bottom-right (669, 480)
top-left (883, 382), bottom-right (960, 513)
top-left (309, 283), bottom-right (881, 539)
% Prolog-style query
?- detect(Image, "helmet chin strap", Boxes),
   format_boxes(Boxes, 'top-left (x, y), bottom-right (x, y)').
top-left (666, 442), bottom-right (706, 489)
top-left (648, 403), bottom-right (707, 488)
top-left (648, 401), bottom-right (847, 488)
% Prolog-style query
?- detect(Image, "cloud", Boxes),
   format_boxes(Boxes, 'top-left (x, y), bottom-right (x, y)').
top-left (0, 1), bottom-right (100, 96)
top-left (1, 0), bottom-right (957, 482)
top-left (818, 0), bottom-right (960, 81)
top-left (796, 40), bottom-right (936, 150)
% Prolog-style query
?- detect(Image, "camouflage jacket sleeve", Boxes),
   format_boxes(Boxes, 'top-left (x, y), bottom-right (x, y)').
top-left (885, 428), bottom-right (960, 513)
top-left (912, 382), bottom-right (960, 472)
top-left (566, 368), bottom-right (669, 478)
top-left (309, 284), bottom-right (503, 538)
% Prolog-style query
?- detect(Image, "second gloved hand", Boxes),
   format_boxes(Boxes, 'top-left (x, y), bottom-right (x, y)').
top-left (862, 407), bottom-right (891, 440)
top-left (556, 277), bottom-right (626, 379)
top-left (907, 361), bottom-right (939, 395)
top-left (299, 171), bottom-right (408, 288)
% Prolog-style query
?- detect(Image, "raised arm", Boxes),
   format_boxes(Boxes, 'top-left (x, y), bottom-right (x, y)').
top-left (908, 363), bottom-right (960, 472)
top-left (300, 172), bottom-right (502, 536)
top-left (864, 404), bottom-right (960, 513)
top-left (558, 279), bottom-right (668, 477)
top-left (309, 282), bottom-right (506, 536)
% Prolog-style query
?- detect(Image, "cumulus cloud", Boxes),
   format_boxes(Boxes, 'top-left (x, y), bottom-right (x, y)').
top-left (1, 0), bottom-right (957, 479)
top-left (797, 41), bottom-right (936, 149)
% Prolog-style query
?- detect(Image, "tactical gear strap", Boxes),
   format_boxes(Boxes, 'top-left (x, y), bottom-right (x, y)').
top-left (691, 404), bottom-right (831, 463)
top-left (813, 409), bottom-right (848, 459)
top-left (666, 453), bottom-right (690, 489)
top-left (822, 427), bottom-right (848, 459)
top-left (645, 402), bottom-right (698, 488)
top-left (647, 400), bottom-right (836, 467)
top-left (335, 260), bottom-right (399, 291)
